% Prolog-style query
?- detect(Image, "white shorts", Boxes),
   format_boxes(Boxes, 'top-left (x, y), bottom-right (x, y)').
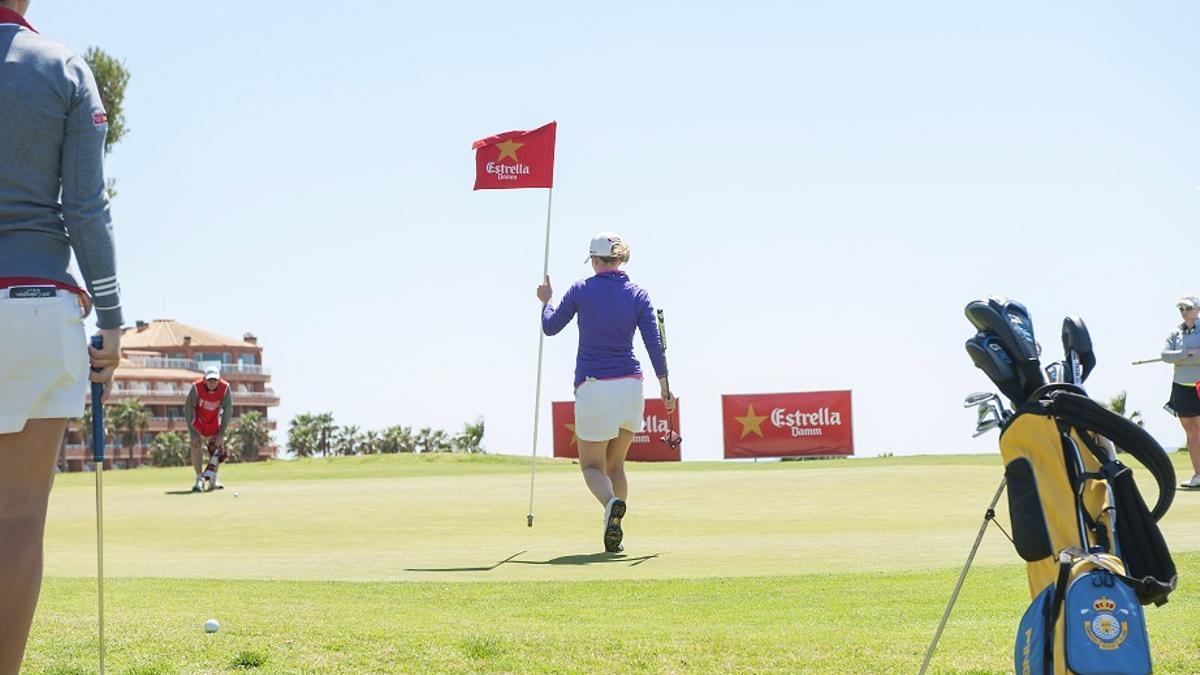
top-left (0, 290), bottom-right (87, 434)
top-left (573, 377), bottom-right (645, 442)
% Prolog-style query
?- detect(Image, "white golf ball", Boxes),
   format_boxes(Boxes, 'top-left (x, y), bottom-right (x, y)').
top-left (204, 619), bottom-right (220, 633)
top-left (233, 492), bottom-right (239, 498)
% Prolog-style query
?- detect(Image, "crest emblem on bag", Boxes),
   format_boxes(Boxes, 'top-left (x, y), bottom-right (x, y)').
top-left (1083, 597), bottom-right (1127, 650)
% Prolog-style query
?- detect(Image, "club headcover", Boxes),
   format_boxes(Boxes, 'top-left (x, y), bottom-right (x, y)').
top-left (964, 297), bottom-right (1045, 397)
top-left (965, 331), bottom-right (1028, 407)
top-left (1061, 315), bottom-right (1096, 383)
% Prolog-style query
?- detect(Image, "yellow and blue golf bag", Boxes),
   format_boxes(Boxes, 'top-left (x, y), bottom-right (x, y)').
top-left (965, 298), bottom-right (1177, 675)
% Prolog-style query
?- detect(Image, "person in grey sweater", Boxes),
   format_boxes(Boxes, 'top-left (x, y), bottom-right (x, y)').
top-left (0, 2), bottom-right (122, 670)
top-left (1162, 296), bottom-right (1200, 488)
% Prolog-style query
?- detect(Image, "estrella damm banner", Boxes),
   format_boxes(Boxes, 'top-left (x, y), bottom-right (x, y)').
top-left (722, 390), bottom-right (853, 459)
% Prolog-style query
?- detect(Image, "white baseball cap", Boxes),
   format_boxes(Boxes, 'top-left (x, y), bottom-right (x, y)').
top-left (204, 365), bottom-right (220, 380)
top-left (585, 232), bottom-right (626, 262)
top-left (1178, 296), bottom-right (1200, 309)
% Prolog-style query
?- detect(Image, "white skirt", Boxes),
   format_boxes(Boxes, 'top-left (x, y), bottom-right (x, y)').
top-left (0, 290), bottom-right (87, 434)
top-left (574, 377), bottom-right (644, 442)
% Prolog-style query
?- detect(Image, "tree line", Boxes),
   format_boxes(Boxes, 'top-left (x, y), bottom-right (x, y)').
top-left (286, 413), bottom-right (485, 457)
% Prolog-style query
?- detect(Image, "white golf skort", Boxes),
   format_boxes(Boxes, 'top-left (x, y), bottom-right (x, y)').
top-left (573, 376), bottom-right (645, 442)
top-left (0, 289), bottom-right (88, 434)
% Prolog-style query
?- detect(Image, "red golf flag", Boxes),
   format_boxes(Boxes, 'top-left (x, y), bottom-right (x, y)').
top-left (472, 121), bottom-right (556, 190)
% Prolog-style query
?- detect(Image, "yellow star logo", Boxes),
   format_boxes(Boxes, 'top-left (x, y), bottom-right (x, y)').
top-left (734, 404), bottom-right (768, 439)
top-left (495, 138), bottom-right (524, 163)
top-left (565, 423), bottom-right (578, 446)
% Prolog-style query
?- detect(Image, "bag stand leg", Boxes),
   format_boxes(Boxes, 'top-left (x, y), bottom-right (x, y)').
top-left (918, 478), bottom-right (1007, 675)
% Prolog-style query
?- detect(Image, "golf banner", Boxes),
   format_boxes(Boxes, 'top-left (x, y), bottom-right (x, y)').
top-left (472, 121), bottom-right (556, 190)
top-left (551, 399), bottom-right (682, 461)
top-left (721, 390), bottom-right (853, 459)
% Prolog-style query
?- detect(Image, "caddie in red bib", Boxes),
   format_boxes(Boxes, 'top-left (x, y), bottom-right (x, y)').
top-left (185, 365), bottom-right (232, 492)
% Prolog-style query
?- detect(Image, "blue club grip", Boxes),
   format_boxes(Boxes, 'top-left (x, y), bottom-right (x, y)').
top-left (90, 335), bottom-right (105, 463)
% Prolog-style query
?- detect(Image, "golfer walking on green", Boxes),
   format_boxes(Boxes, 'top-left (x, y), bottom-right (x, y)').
top-left (538, 233), bottom-right (674, 552)
top-left (0, 1), bottom-right (122, 670)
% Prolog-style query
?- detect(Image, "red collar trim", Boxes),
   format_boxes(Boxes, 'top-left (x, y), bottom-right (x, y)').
top-left (0, 8), bottom-right (36, 32)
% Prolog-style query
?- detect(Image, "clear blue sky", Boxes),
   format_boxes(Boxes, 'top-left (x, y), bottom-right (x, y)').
top-left (31, 1), bottom-right (1200, 459)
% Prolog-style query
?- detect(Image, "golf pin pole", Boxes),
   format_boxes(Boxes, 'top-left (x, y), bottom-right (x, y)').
top-left (90, 335), bottom-right (106, 674)
top-left (527, 187), bottom-right (554, 527)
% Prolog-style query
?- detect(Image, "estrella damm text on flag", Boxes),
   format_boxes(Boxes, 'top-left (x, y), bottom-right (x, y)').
top-left (721, 391), bottom-right (854, 459)
top-left (472, 121), bottom-right (556, 190)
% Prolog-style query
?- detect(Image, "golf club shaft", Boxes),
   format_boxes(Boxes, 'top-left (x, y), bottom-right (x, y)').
top-left (95, 461), bottom-right (105, 675)
top-left (1131, 358), bottom-right (1161, 366)
top-left (918, 478), bottom-right (1006, 675)
top-left (90, 336), bottom-right (105, 674)
top-left (655, 310), bottom-right (678, 436)
top-left (92, 384), bottom-right (105, 674)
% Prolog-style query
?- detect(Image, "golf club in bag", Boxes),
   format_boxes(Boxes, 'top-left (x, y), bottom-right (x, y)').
top-left (924, 300), bottom-right (1178, 675)
top-left (90, 335), bottom-right (107, 674)
top-left (964, 296), bottom-right (1046, 405)
top-left (655, 309), bottom-right (681, 450)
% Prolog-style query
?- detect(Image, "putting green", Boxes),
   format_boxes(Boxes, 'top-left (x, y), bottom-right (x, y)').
top-left (42, 453), bottom-right (1200, 583)
top-left (24, 453), bottom-right (1200, 673)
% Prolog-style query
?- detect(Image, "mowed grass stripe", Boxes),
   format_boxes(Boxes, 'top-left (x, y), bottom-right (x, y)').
top-left (27, 555), bottom-right (1200, 674)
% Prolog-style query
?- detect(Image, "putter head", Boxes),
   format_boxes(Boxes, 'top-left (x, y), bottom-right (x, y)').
top-left (660, 429), bottom-right (682, 450)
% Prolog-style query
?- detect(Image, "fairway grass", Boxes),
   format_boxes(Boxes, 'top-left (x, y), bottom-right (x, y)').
top-left (26, 453), bottom-right (1200, 672)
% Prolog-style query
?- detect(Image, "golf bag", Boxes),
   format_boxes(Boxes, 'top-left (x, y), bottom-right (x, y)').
top-left (963, 298), bottom-right (1177, 675)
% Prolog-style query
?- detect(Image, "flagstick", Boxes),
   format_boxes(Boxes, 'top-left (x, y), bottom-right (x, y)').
top-left (527, 187), bottom-right (554, 527)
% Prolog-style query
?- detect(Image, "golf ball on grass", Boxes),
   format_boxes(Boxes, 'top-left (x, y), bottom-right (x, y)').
top-left (204, 619), bottom-right (220, 633)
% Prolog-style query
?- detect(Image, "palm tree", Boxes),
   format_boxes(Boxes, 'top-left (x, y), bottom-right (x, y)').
top-left (335, 425), bottom-right (361, 456)
top-left (414, 427), bottom-right (451, 453)
top-left (453, 417), bottom-right (486, 453)
top-left (1105, 391), bottom-right (1145, 428)
top-left (288, 413), bottom-right (317, 458)
top-left (379, 425), bottom-right (414, 454)
top-left (361, 430), bottom-right (380, 455)
top-left (314, 412), bottom-right (336, 457)
top-left (149, 431), bottom-right (189, 467)
top-left (230, 411), bottom-right (271, 462)
top-left (109, 398), bottom-right (149, 468)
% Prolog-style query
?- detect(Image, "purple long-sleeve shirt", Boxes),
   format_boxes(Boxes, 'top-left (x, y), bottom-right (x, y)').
top-left (542, 271), bottom-right (668, 388)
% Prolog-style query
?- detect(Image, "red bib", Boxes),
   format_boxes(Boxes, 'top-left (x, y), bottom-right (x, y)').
top-left (191, 378), bottom-right (227, 436)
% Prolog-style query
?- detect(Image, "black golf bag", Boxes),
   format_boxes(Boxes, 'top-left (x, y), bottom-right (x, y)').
top-left (963, 297), bottom-right (1177, 675)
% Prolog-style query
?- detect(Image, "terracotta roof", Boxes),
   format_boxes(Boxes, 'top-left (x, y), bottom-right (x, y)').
top-left (121, 319), bottom-right (256, 349)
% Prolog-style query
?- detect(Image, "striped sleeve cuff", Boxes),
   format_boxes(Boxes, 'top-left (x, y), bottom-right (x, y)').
top-left (88, 274), bottom-right (123, 328)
